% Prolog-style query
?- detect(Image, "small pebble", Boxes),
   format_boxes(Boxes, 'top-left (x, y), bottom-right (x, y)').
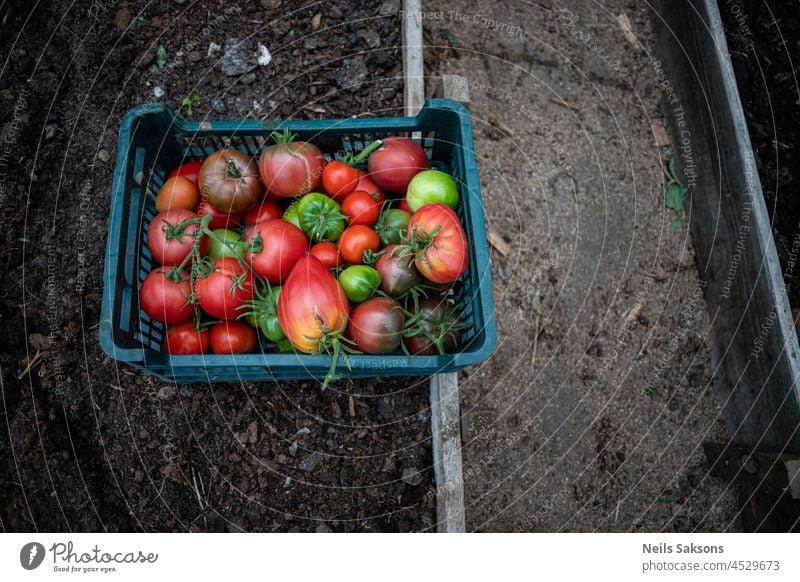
top-left (153, 86), bottom-right (165, 99)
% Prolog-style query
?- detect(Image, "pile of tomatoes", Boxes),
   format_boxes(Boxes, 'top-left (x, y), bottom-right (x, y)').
top-left (139, 130), bottom-right (469, 384)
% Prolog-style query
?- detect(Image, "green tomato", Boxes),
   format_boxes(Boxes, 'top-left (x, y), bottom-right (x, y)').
top-left (244, 285), bottom-right (285, 343)
top-left (206, 228), bottom-right (245, 259)
top-left (282, 200), bottom-right (302, 229)
top-left (339, 265), bottom-right (381, 303)
top-left (297, 192), bottom-right (345, 241)
top-left (406, 169), bottom-right (459, 211)
top-left (375, 208), bottom-right (411, 246)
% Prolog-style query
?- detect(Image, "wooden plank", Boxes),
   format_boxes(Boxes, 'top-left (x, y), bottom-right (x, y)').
top-left (433, 74), bottom-right (471, 104)
top-left (430, 372), bottom-right (465, 532)
top-left (653, 0), bottom-right (800, 529)
top-left (402, 0), bottom-right (425, 116)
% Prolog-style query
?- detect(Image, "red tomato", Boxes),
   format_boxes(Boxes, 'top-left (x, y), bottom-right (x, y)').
top-left (258, 133), bottom-right (324, 198)
top-left (354, 169), bottom-right (386, 204)
top-left (168, 160), bottom-right (203, 185)
top-left (155, 176), bottom-right (200, 212)
top-left (139, 267), bottom-right (193, 324)
top-left (398, 197), bottom-right (413, 213)
top-left (197, 200), bottom-right (244, 230)
top-left (338, 225), bottom-right (380, 264)
top-left (277, 256), bottom-right (349, 354)
top-left (309, 241), bottom-right (343, 269)
top-left (194, 257), bottom-right (255, 319)
top-left (367, 137), bottom-right (429, 193)
top-left (407, 203), bottom-right (468, 283)
top-left (342, 190), bottom-right (381, 226)
top-left (147, 209), bottom-right (208, 266)
top-left (209, 320), bottom-right (257, 354)
top-left (164, 321), bottom-right (210, 354)
top-left (322, 161), bottom-right (359, 200)
top-left (244, 200), bottom-right (283, 225)
top-left (243, 220), bottom-right (309, 284)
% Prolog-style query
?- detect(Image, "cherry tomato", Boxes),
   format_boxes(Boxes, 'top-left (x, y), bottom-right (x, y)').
top-left (309, 241), bottom-right (343, 269)
top-left (245, 200), bottom-right (283, 225)
top-left (197, 200), bottom-right (244, 230)
top-left (164, 321), bottom-right (210, 354)
top-left (243, 220), bottom-right (309, 285)
top-left (168, 160), bottom-right (203, 185)
top-left (209, 320), bottom-right (257, 354)
top-left (147, 209), bottom-right (208, 266)
top-left (342, 190), bottom-right (381, 226)
top-left (139, 267), bottom-right (193, 324)
top-left (322, 160), bottom-right (359, 200)
top-left (337, 225), bottom-right (380, 264)
top-left (155, 176), bottom-right (200, 212)
top-left (194, 257), bottom-right (255, 319)
top-left (354, 169), bottom-right (386, 204)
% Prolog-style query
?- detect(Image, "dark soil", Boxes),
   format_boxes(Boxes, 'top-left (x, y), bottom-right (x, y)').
top-left (0, 0), bottom-right (437, 532)
top-left (721, 1), bottom-right (800, 305)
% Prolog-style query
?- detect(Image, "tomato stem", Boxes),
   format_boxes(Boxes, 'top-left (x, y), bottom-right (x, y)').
top-left (342, 139), bottom-right (382, 166)
top-left (271, 127), bottom-right (297, 145)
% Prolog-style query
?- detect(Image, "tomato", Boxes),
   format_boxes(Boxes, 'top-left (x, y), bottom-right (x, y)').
top-left (375, 208), bottom-right (411, 246)
top-left (309, 241), bottom-right (343, 269)
top-left (164, 321), bottom-right (210, 354)
top-left (197, 200), bottom-right (244, 230)
top-left (155, 176), bottom-right (200, 212)
top-left (198, 149), bottom-right (262, 213)
top-left (367, 136), bottom-right (429, 193)
top-left (322, 160), bottom-right (359, 200)
top-left (209, 320), bottom-right (257, 354)
top-left (258, 129), bottom-right (324, 198)
top-left (339, 265), bottom-right (381, 303)
top-left (374, 245), bottom-right (423, 298)
top-left (139, 266), bottom-right (193, 324)
top-left (245, 200), bottom-right (283, 225)
top-left (194, 257), bottom-right (255, 319)
top-left (406, 169), bottom-right (459, 211)
top-left (403, 297), bottom-right (463, 355)
top-left (342, 190), bottom-right (381, 226)
top-left (347, 297), bottom-right (405, 354)
top-left (337, 225), bottom-right (380, 264)
top-left (206, 228), bottom-right (245, 260)
top-left (282, 199), bottom-right (302, 229)
top-left (406, 204), bottom-right (468, 283)
top-left (277, 256), bottom-right (350, 356)
top-left (354, 169), bottom-right (386, 204)
top-left (168, 160), bottom-right (203, 185)
top-left (296, 193), bottom-right (346, 242)
top-left (242, 283), bottom-right (285, 343)
top-left (243, 219), bottom-right (309, 284)
top-left (147, 209), bottom-right (208, 266)
top-left (398, 197), bottom-right (413, 213)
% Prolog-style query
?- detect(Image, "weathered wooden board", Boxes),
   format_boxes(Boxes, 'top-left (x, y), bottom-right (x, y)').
top-left (653, 0), bottom-right (800, 454)
top-left (402, 0), bottom-right (468, 533)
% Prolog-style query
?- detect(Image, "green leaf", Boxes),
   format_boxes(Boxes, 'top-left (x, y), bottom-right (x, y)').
top-left (156, 45), bottom-right (167, 70)
top-left (653, 494), bottom-right (674, 504)
top-left (668, 157), bottom-right (680, 183)
top-left (665, 182), bottom-right (687, 214)
top-left (670, 219), bottom-right (683, 232)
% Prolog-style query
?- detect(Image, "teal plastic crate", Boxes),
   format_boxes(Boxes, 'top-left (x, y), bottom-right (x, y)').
top-left (100, 99), bottom-right (496, 382)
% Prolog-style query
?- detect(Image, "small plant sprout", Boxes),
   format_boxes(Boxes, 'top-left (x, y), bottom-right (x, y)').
top-left (156, 45), bottom-right (167, 70)
top-left (180, 94), bottom-right (201, 118)
top-left (664, 157), bottom-right (687, 232)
